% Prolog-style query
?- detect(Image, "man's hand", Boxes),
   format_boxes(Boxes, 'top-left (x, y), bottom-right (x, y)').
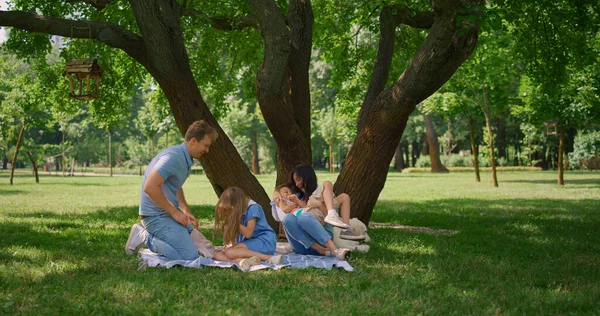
top-left (171, 211), bottom-right (189, 227)
top-left (185, 212), bottom-right (199, 229)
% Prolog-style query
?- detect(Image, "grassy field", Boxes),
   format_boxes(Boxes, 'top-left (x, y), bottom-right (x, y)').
top-left (1, 170), bottom-right (599, 314)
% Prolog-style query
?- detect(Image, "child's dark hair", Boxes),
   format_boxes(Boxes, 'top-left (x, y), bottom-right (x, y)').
top-left (289, 164), bottom-right (318, 200)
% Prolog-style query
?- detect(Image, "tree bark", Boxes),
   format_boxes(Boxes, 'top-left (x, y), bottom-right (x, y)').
top-left (558, 126), bottom-right (565, 185)
top-left (248, 0), bottom-right (313, 186)
top-left (335, 2), bottom-right (481, 224)
top-left (25, 150), bottom-right (39, 183)
top-left (468, 117), bottom-right (481, 182)
top-left (250, 130), bottom-right (260, 175)
top-left (423, 113), bottom-right (449, 173)
top-left (394, 141), bottom-right (405, 171)
top-left (9, 123), bottom-right (26, 185)
top-left (482, 86), bottom-right (498, 187)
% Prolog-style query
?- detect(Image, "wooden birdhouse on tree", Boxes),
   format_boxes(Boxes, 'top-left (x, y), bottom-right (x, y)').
top-left (544, 120), bottom-right (559, 135)
top-left (63, 58), bottom-right (103, 101)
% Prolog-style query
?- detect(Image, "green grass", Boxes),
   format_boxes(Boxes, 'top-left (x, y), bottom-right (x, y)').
top-left (1, 170), bottom-right (600, 314)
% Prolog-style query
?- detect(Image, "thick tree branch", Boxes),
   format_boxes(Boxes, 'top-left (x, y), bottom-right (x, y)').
top-left (66, 0), bottom-right (113, 11)
top-left (0, 10), bottom-right (147, 63)
top-left (358, 5), bottom-right (435, 128)
top-left (180, 8), bottom-right (257, 30)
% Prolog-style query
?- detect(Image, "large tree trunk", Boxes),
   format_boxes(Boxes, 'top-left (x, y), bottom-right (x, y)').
top-left (483, 86), bottom-right (498, 187)
top-left (248, 102), bottom-right (260, 175)
top-left (25, 150), bottom-right (39, 183)
top-left (9, 123), bottom-right (26, 185)
top-left (423, 113), bottom-right (449, 173)
top-left (250, 130), bottom-right (260, 175)
top-left (394, 141), bottom-right (405, 171)
top-left (249, 0), bottom-right (313, 186)
top-left (468, 117), bottom-right (481, 182)
top-left (558, 126), bottom-right (565, 185)
top-left (335, 2), bottom-right (481, 224)
top-left (128, 0), bottom-right (275, 227)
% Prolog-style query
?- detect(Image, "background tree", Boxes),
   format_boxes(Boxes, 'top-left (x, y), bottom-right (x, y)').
top-left (501, 0), bottom-right (600, 185)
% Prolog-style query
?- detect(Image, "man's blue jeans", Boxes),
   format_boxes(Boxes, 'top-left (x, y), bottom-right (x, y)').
top-left (142, 213), bottom-right (199, 260)
top-left (282, 213), bottom-right (333, 256)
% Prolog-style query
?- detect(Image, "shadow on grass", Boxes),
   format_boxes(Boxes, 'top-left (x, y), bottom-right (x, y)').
top-left (0, 189), bottom-right (26, 195)
top-left (2, 199), bottom-right (600, 314)
top-left (502, 178), bottom-right (600, 187)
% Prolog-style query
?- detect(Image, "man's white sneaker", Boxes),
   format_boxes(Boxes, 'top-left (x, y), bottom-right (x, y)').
top-left (333, 248), bottom-right (350, 260)
top-left (125, 223), bottom-right (147, 255)
top-left (325, 248), bottom-right (351, 260)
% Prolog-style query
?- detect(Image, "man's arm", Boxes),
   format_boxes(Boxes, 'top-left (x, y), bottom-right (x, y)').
top-left (144, 168), bottom-right (188, 227)
top-left (177, 188), bottom-right (198, 228)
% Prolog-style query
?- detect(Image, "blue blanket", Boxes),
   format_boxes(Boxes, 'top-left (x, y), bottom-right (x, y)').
top-left (138, 249), bottom-right (353, 272)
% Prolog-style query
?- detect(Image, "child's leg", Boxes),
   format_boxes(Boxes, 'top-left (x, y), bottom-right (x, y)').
top-left (335, 193), bottom-right (351, 225)
top-left (223, 243), bottom-right (273, 262)
top-left (213, 249), bottom-right (242, 264)
top-left (321, 181), bottom-right (336, 210)
top-left (321, 181), bottom-right (349, 228)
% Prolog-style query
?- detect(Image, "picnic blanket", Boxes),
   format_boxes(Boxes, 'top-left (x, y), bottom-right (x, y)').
top-left (138, 249), bottom-right (353, 272)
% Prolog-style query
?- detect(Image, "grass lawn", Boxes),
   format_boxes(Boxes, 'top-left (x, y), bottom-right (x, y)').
top-left (1, 170), bottom-right (599, 314)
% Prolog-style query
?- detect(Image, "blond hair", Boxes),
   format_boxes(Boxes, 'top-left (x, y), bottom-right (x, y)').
top-left (274, 183), bottom-right (290, 192)
top-left (185, 120), bottom-right (218, 142)
top-left (214, 187), bottom-right (248, 247)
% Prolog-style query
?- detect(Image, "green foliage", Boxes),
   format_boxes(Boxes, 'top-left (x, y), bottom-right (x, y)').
top-left (568, 130), bottom-right (600, 170)
top-left (123, 137), bottom-right (153, 167)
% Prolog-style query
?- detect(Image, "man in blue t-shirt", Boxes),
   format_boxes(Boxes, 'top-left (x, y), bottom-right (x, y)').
top-left (125, 120), bottom-right (218, 260)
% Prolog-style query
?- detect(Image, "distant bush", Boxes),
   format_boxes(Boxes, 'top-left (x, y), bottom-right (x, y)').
top-left (403, 166), bottom-right (542, 173)
top-left (415, 154), bottom-right (505, 168)
top-left (415, 156), bottom-right (431, 168)
top-left (569, 131), bottom-right (600, 170)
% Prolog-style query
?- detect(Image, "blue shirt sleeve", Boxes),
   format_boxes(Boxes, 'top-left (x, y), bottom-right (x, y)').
top-left (153, 155), bottom-right (179, 181)
top-left (245, 204), bottom-right (263, 222)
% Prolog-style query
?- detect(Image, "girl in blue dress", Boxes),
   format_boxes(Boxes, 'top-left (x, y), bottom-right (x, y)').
top-left (213, 187), bottom-right (282, 270)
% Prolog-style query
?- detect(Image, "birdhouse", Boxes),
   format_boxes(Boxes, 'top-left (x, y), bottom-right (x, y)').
top-left (544, 120), bottom-right (559, 135)
top-left (63, 58), bottom-right (103, 101)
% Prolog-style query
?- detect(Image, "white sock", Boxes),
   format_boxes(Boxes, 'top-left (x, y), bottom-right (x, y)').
top-left (327, 209), bottom-right (337, 216)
